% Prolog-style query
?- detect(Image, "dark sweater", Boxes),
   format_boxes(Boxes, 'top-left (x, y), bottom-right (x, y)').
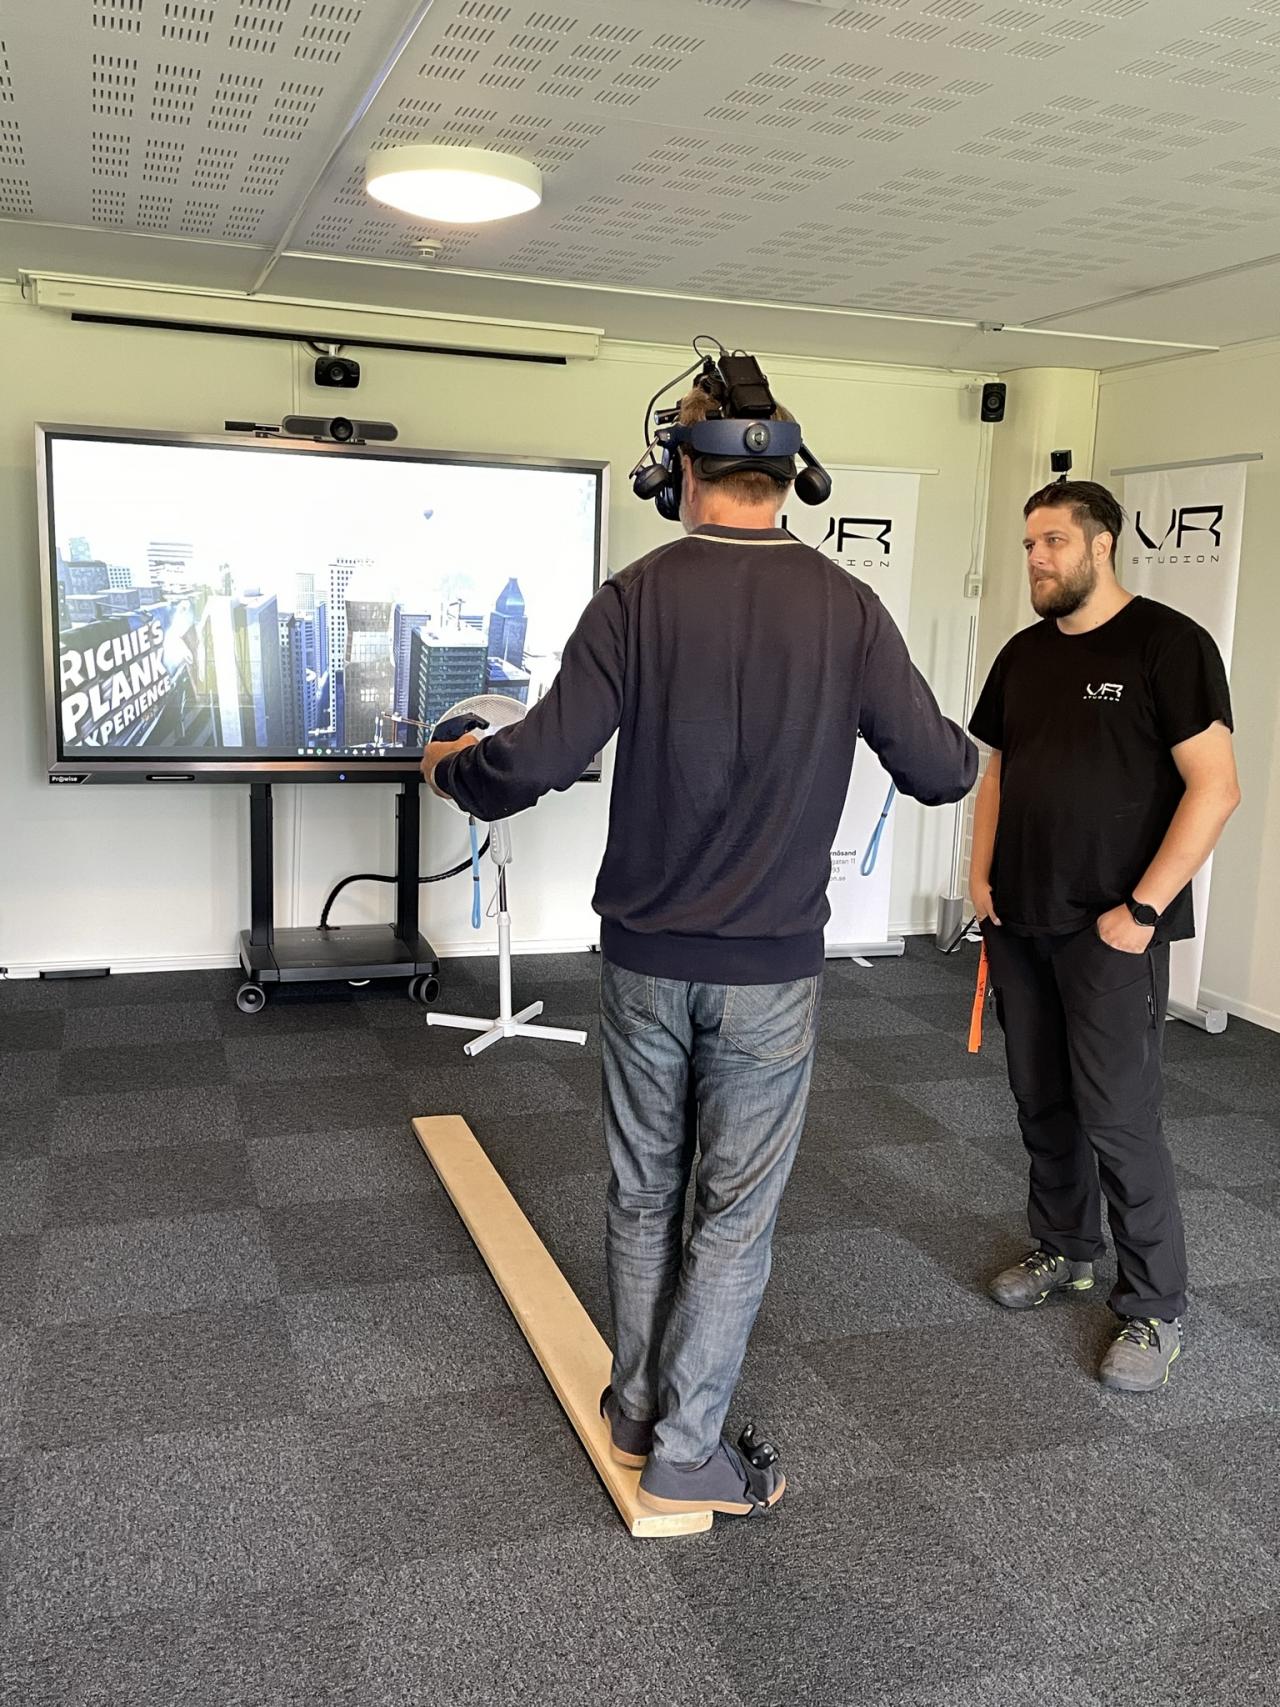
top-left (435, 524), bottom-right (977, 984)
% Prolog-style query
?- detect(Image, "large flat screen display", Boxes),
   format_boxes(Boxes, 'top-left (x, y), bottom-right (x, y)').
top-left (38, 426), bottom-right (607, 783)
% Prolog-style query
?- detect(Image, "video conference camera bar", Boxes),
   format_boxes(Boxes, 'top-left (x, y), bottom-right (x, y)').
top-left (224, 418), bottom-right (399, 445)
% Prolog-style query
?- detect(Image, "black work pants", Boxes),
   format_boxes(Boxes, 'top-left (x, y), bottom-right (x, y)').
top-left (983, 922), bottom-right (1187, 1321)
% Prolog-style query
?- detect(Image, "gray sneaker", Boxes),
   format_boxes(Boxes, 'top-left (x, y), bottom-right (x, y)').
top-left (600, 1386), bottom-right (654, 1468)
top-left (989, 1248), bottom-right (1096, 1311)
top-left (638, 1425), bottom-right (786, 1520)
top-left (1099, 1317), bottom-right (1183, 1393)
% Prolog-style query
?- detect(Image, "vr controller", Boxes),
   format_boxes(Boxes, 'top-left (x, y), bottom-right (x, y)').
top-left (630, 340), bottom-right (832, 522)
top-left (429, 693), bottom-right (528, 748)
top-left (431, 711), bottom-right (488, 745)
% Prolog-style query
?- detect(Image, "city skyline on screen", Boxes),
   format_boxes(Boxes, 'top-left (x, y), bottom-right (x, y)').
top-left (46, 435), bottom-right (602, 761)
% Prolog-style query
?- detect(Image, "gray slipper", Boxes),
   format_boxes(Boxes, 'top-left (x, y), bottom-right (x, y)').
top-left (638, 1424), bottom-right (786, 1518)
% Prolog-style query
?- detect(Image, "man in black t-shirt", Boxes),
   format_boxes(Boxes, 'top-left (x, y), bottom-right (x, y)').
top-left (968, 479), bottom-right (1240, 1393)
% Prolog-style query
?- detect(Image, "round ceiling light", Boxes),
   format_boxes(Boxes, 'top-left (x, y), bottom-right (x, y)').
top-left (365, 145), bottom-right (542, 225)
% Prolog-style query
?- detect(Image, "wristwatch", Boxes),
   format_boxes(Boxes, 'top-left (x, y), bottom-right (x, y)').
top-left (1125, 896), bottom-right (1159, 928)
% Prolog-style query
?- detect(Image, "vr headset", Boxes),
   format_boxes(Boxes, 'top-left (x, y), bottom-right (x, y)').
top-left (630, 338), bottom-right (832, 523)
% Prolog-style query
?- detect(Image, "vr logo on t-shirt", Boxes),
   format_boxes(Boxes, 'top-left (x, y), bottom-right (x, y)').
top-left (1084, 682), bottom-right (1124, 702)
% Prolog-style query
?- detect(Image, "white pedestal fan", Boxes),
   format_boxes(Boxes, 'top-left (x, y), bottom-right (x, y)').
top-left (425, 693), bottom-right (588, 1058)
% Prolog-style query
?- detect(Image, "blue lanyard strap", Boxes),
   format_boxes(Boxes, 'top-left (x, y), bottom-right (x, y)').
top-left (469, 817), bottom-right (482, 928)
top-left (861, 782), bottom-right (897, 877)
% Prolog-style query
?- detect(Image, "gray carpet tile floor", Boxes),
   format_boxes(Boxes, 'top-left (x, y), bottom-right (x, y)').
top-left (2, 940), bottom-right (1280, 1707)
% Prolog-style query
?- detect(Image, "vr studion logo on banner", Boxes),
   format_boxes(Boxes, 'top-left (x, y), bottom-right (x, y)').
top-left (1121, 456), bottom-right (1250, 1022)
top-left (1132, 503), bottom-right (1228, 564)
top-left (783, 467), bottom-right (922, 955)
top-left (788, 514), bottom-right (894, 569)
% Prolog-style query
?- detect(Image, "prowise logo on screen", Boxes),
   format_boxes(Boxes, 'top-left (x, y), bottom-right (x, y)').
top-left (1131, 505), bottom-right (1225, 566)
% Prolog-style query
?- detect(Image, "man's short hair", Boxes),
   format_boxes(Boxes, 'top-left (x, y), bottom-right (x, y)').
top-left (677, 385), bottom-right (795, 507)
top-left (1024, 479), bottom-right (1125, 563)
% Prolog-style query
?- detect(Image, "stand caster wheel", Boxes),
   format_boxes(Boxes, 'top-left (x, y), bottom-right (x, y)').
top-left (408, 975), bottom-right (440, 1006)
top-left (236, 982), bottom-right (266, 1014)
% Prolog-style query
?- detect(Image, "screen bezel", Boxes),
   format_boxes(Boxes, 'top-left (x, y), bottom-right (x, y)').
top-left (37, 423), bottom-right (610, 784)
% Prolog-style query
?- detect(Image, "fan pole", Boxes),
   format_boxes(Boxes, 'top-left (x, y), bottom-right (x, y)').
top-left (497, 871), bottom-right (513, 1022)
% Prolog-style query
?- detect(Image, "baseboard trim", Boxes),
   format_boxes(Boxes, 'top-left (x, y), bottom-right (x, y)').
top-left (1, 939), bottom-right (601, 981)
top-left (1197, 987), bottom-right (1280, 1036)
top-left (2, 953), bottom-right (243, 980)
top-left (4, 930), bottom-right (947, 984)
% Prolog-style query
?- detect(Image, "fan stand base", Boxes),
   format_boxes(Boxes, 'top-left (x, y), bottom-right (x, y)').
top-left (429, 869), bottom-right (588, 1058)
top-left (426, 898), bottom-right (588, 1057)
top-left (428, 999), bottom-right (588, 1058)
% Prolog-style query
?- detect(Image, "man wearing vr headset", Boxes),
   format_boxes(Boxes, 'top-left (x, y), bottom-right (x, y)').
top-left (425, 354), bottom-right (976, 1520)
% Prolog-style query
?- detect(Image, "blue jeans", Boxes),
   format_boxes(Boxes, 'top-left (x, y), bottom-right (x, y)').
top-left (600, 958), bottom-right (820, 1467)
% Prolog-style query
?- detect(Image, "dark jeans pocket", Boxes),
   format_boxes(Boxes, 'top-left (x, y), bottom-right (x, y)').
top-left (601, 962), bottom-right (660, 1035)
top-left (721, 977), bottom-right (820, 1063)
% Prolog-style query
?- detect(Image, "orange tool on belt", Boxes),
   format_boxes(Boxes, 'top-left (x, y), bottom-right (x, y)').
top-left (968, 942), bottom-right (989, 1054)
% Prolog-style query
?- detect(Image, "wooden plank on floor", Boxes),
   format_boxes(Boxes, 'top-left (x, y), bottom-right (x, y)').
top-left (412, 1114), bottom-right (713, 1539)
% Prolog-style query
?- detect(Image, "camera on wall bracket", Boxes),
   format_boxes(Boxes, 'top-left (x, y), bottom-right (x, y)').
top-left (314, 354), bottom-right (360, 389)
top-left (307, 340), bottom-right (360, 390)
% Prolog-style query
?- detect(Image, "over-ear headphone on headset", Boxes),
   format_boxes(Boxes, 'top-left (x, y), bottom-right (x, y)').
top-left (629, 336), bottom-right (832, 523)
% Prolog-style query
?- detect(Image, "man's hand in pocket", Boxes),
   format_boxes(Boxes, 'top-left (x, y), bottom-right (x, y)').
top-left (1096, 904), bottom-right (1154, 955)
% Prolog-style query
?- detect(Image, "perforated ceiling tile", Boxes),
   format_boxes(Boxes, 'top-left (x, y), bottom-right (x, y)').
top-left (91, 183), bottom-right (129, 223)
top-left (93, 0), bottom-right (146, 36)
top-left (142, 135), bottom-right (187, 184)
top-left (90, 129), bottom-right (129, 178)
top-left (1086, 0), bottom-right (1149, 16)
top-left (2, 0), bottom-right (1280, 329)
top-left (950, 29), bottom-right (1008, 51)
top-left (0, 176), bottom-right (34, 214)
top-left (0, 0), bottom-right (395, 240)
top-left (137, 190), bottom-right (175, 226)
top-left (162, 3), bottom-right (218, 48)
top-left (210, 70), bottom-right (266, 132)
top-left (263, 79), bottom-right (324, 139)
top-left (240, 150), bottom-right (290, 195)
top-left (221, 202), bottom-right (268, 239)
top-left (228, 0), bottom-right (292, 58)
top-left (91, 52), bottom-right (139, 119)
top-left (192, 142), bottom-right (239, 191)
top-left (179, 194), bottom-right (220, 234)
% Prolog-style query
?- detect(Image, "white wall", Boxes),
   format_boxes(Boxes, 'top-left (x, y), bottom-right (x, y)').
top-left (977, 368), bottom-right (1100, 693)
top-left (1, 282), bottom-right (991, 975)
top-left (1094, 340), bottom-right (1280, 1032)
top-left (957, 370), bottom-right (1100, 889)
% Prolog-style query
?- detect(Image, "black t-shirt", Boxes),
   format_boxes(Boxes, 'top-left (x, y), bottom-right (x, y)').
top-left (969, 596), bottom-right (1233, 941)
